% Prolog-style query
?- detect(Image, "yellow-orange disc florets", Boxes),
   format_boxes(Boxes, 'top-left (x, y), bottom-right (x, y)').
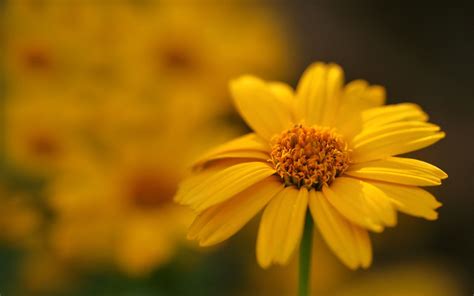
top-left (270, 125), bottom-right (350, 190)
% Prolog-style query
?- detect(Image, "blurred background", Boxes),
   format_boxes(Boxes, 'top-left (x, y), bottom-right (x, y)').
top-left (1, 1), bottom-right (472, 295)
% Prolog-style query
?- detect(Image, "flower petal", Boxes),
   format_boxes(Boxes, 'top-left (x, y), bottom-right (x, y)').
top-left (333, 80), bottom-right (385, 140)
top-left (230, 76), bottom-right (293, 140)
top-left (309, 190), bottom-right (372, 269)
top-left (175, 162), bottom-right (276, 211)
top-left (268, 81), bottom-right (295, 106)
top-left (351, 122), bottom-right (445, 163)
top-left (295, 63), bottom-right (343, 126)
top-left (341, 80), bottom-right (386, 110)
top-left (256, 187), bottom-right (308, 268)
top-left (175, 166), bottom-right (221, 203)
top-left (193, 133), bottom-right (270, 169)
top-left (352, 121), bottom-right (440, 147)
top-left (346, 157), bottom-right (447, 186)
top-left (324, 177), bottom-right (397, 232)
top-left (188, 176), bottom-right (284, 246)
top-left (362, 103), bottom-right (428, 128)
top-left (367, 181), bottom-right (442, 220)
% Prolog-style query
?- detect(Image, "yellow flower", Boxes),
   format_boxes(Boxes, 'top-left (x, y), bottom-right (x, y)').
top-left (5, 90), bottom-right (91, 176)
top-left (19, 250), bottom-right (74, 295)
top-left (175, 62), bottom-right (447, 269)
top-left (0, 191), bottom-right (43, 248)
top-left (332, 261), bottom-right (463, 296)
top-left (47, 95), bottom-right (239, 276)
top-left (47, 146), bottom-right (190, 276)
top-left (92, 3), bottom-right (293, 109)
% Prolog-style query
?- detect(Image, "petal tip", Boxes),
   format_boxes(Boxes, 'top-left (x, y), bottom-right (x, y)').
top-left (425, 212), bottom-right (439, 221)
top-left (361, 262), bottom-right (372, 269)
top-left (186, 232), bottom-right (197, 241)
top-left (256, 256), bottom-right (271, 269)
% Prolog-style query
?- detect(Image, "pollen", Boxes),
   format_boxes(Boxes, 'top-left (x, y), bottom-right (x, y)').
top-left (270, 125), bottom-right (350, 190)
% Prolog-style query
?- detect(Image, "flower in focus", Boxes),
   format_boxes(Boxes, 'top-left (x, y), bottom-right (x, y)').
top-left (175, 62), bottom-right (447, 269)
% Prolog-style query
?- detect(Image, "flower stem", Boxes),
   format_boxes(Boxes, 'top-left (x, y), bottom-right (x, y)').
top-left (298, 212), bottom-right (313, 296)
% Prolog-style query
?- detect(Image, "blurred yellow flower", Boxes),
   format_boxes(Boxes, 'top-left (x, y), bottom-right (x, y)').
top-left (47, 89), bottom-right (240, 276)
top-left (332, 261), bottom-right (463, 296)
top-left (0, 191), bottom-right (43, 248)
top-left (47, 144), bottom-right (207, 275)
top-left (19, 250), bottom-right (74, 295)
top-left (3, 0), bottom-right (297, 284)
top-left (4, 0), bottom-right (292, 175)
top-left (176, 62), bottom-right (447, 269)
top-left (6, 1), bottom-right (293, 101)
top-left (87, 3), bottom-right (293, 110)
top-left (5, 90), bottom-right (91, 176)
top-left (4, 1), bottom-right (110, 90)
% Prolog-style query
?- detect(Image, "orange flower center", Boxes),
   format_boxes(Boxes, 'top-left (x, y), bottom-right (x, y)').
top-left (28, 132), bottom-right (61, 158)
top-left (22, 46), bottom-right (53, 72)
top-left (127, 170), bottom-right (177, 210)
top-left (270, 125), bottom-right (350, 190)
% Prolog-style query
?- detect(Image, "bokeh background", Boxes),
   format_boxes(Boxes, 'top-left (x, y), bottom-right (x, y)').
top-left (1, 1), bottom-right (473, 295)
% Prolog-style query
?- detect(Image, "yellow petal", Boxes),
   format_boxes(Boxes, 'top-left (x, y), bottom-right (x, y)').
top-left (351, 123), bottom-right (445, 163)
top-left (364, 85), bottom-right (386, 107)
top-left (295, 63), bottom-right (343, 126)
top-left (324, 177), bottom-right (397, 232)
top-left (352, 223), bottom-right (372, 269)
top-left (268, 81), bottom-right (295, 107)
top-left (256, 187), bottom-right (308, 268)
top-left (333, 113), bottom-right (363, 142)
top-left (382, 157), bottom-right (447, 179)
top-left (188, 176), bottom-right (284, 246)
top-left (321, 64), bottom-right (344, 125)
top-left (333, 80), bottom-right (385, 140)
top-left (346, 157), bottom-right (447, 186)
top-left (309, 190), bottom-right (372, 269)
top-left (279, 188), bottom-right (309, 264)
top-left (175, 162), bottom-right (276, 211)
top-left (343, 79), bottom-right (368, 94)
top-left (175, 166), bottom-right (221, 203)
top-left (362, 103), bottom-right (428, 128)
top-left (230, 76), bottom-right (293, 140)
top-left (367, 181), bottom-right (442, 220)
top-left (193, 133), bottom-right (270, 169)
top-left (198, 151), bottom-right (269, 168)
top-left (341, 80), bottom-right (386, 110)
top-left (352, 121), bottom-right (440, 147)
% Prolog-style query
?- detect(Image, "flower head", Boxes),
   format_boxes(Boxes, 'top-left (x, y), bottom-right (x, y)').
top-left (270, 125), bottom-right (350, 189)
top-left (175, 62), bottom-right (447, 269)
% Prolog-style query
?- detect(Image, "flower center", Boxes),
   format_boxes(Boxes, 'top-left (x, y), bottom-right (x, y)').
top-left (127, 169), bottom-right (177, 210)
top-left (22, 46), bottom-right (53, 72)
top-left (270, 125), bottom-right (350, 190)
top-left (28, 132), bottom-right (61, 158)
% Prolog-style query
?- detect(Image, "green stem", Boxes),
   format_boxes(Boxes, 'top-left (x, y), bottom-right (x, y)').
top-left (298, 211), bottom-right (313, 296)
